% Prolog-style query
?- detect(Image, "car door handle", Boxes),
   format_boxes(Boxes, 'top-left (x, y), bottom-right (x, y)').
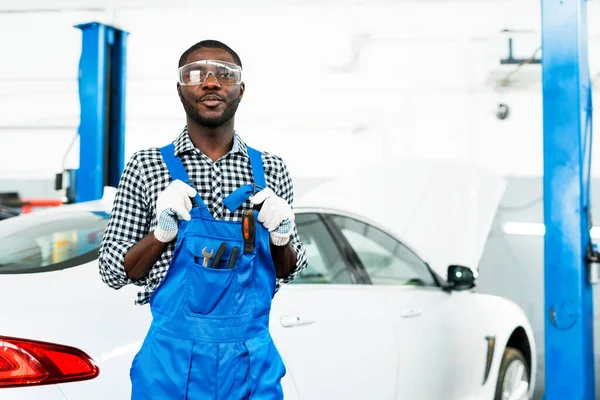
top-left (399, 308), bottom-right (422, 318)
top-left (280, 315), bottom-right (316, 328)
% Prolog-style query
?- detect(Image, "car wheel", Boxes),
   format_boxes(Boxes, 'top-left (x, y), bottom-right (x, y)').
top-left (494, 347), bottom-right (530, 400)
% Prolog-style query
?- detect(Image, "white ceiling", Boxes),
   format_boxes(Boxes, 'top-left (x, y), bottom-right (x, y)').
top-left (0, 0), bottom-right (527, 13)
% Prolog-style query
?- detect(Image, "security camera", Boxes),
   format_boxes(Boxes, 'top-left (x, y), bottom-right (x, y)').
top-left (496, 103), bottom-right (510, 120)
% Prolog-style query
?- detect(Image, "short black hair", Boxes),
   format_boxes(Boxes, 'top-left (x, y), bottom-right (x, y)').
top-left (178, 40), bottom-right (242, 69)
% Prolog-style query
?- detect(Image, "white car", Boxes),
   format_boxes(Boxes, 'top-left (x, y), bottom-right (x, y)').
top-left (0, 162), bottom-right (535, 400)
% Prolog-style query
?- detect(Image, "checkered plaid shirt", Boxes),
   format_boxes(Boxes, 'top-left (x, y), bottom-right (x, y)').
top-left (99, 128), bottom-right (307, 305)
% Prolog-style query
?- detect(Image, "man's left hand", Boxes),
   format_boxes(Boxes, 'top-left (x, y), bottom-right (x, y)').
top-left (249, 188), bottom-right (295, 246)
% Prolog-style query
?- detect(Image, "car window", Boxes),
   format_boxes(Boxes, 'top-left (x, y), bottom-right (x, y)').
top-left (329, 215), bottom-right (437, 287)
top-left (293, 213), bottom-right (354, 284)
top-left (0, 211), bottom-right (108, 274)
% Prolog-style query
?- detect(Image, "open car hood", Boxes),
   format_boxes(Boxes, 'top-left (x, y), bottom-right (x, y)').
top-left (296, 158), bottom-right (506, 277)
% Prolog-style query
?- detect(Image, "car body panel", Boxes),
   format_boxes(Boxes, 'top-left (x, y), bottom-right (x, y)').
top-left (2, 385), bottom-right (68, 400)
top-left (0, 262), bottom-right (149, 400)
top-left (436, 291), bottom-right (537, 400)
top-left (270, 284), bottom-right (398, 400)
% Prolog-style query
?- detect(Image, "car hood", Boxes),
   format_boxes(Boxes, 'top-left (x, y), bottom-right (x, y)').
top-left (295, 158), bottom-right (506, 277)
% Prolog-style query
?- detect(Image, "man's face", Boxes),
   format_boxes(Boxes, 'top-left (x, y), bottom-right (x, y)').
top-left (177, 48), bottom-right (245, 128)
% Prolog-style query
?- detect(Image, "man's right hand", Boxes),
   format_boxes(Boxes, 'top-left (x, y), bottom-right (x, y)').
top-left (153, 180), bottom-right (198, 243)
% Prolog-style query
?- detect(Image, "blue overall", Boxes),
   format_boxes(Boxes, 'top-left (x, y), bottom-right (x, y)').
top-left (129, 144), bottom-right (286, 400)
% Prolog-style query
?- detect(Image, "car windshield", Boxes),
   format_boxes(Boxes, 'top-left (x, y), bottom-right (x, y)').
top-left (0, 210), bottom-right (108, 274)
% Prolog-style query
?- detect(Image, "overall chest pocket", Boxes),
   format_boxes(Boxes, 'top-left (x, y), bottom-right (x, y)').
top-left (184, 236), bottom-right (255, 317)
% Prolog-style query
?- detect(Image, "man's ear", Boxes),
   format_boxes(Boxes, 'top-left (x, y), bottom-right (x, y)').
top-left (176, 82), bottom-right (182, 98)
top-left (239, 82), bottom-right (245, 99)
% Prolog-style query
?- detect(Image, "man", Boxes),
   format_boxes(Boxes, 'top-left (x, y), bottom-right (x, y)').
top-left (98, 39), bottom-right (307, 400)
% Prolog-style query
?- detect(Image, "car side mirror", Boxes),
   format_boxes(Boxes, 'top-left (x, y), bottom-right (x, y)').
top-left (447, 265), bottom-right (477, 291)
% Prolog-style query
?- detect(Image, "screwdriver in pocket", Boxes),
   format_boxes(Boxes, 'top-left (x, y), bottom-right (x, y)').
top-left (227, 247), bottom-right (239, 269)
top-left (211, 242), bottom-right (227, 269)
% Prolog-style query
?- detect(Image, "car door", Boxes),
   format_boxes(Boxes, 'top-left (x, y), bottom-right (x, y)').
top-left (327, 213), bottom-right (470, 400)
top-left (270, 212), bottom-right (399, 400)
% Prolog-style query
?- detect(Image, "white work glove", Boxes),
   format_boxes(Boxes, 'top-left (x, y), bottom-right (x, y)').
top-left (153, 180), bottom-right (197, 243)
top-left (249, 188), bottom-right (295, 246)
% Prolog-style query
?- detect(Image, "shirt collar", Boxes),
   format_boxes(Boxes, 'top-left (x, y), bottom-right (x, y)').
top-left (173, 127), bottom-right (248, 158)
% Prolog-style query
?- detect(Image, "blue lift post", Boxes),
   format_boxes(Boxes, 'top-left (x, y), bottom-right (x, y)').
top-left (71, 22), bottom-right (129, 203)
top-left (542, 0), bottom-right (595, 399)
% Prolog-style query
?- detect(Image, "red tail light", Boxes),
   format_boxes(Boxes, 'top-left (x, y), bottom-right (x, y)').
top-left (0, 336), bottom-right (99, 388)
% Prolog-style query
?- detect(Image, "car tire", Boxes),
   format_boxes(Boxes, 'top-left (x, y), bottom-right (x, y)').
top-left (494, 347), bottom-right (530, 400)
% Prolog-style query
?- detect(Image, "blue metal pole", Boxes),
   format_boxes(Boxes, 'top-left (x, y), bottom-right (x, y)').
top-left (107, 27), bottom-right (128, 189)
top-left (542, 0), bottom-right (595, 398)
top-left (74, 22), bottom-right (128, 203)
top-left (75, 22), bottom-right (106, 203)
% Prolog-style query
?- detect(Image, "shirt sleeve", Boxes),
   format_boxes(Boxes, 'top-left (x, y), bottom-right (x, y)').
top-left (98, 153), bottom-right (150, 289)
top-left (274, 157), bottom-right (308, 284)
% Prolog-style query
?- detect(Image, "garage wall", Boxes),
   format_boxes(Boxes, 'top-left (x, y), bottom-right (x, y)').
top-left (1, 0), bottom-right (600, 190)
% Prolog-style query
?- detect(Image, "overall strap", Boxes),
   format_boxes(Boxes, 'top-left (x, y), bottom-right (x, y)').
top-left (247, 146), bottom-right (266, 188)
top-left (222, 146), bottom-right (267, 212)
top-left (159, 144), bottom-right (212, 219)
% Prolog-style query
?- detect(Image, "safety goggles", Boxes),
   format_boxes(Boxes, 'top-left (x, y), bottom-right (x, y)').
top-left (178, 60), bottom-right (242, 86)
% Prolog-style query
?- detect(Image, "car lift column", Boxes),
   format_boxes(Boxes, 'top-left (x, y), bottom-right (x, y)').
top-left (542, 0), bottom-right (595, 399)
top-left (72, 22), bottom-right (129, 203)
